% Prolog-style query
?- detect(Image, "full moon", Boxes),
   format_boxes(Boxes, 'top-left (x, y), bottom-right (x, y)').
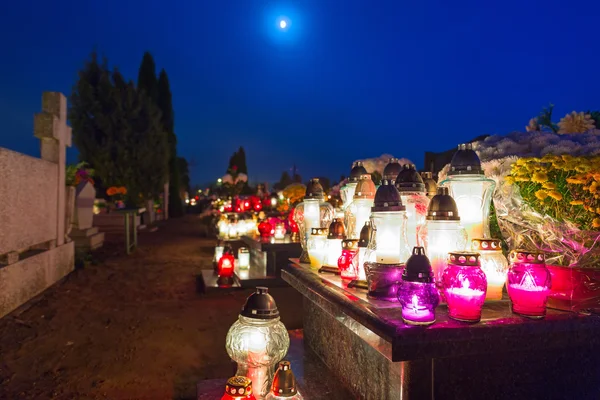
top-left (279, 20), bottom-right (287, 29)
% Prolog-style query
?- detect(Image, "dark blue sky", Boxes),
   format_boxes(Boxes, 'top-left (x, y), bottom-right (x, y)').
top-left (1, 0), bottom-right (599, 186)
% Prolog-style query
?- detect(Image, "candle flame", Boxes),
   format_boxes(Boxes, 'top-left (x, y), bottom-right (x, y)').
top-left (520, 272), bottom-right (537, 290)
top-left (462, 278), bottom-right (470, 290)
top-left (411, 294), bottom-right (420, 310)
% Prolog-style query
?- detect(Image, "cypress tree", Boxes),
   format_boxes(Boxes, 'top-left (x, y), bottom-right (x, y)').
top-left (137, 52), bottom-right (158, 103)
top-left (236, 146), bottom-right (248, 175)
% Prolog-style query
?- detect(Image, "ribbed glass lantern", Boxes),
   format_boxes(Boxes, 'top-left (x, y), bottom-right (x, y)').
top-left (396, 164), bottom-right (430, 251)
top-left (326, 218), bottom-right (346, 266)
top-left (442, 252), bottom-right (487, 323)
top-left (507, 250), bottom-right (552, 319)
top-left (472, 238), bottom-right (509, 300)
top-left (344, 174), bottom-right (376, 239)
top-left (293, 179), bottom-right (335, 263)
top-left (340, 162), bottom-right (368, 210)
top-left (440, 143), bottom-right (496, 242)
top-left (307, 228), bottom-right (328, 270)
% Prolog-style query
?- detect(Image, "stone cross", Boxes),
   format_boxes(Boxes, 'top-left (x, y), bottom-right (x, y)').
top-left (33, 92), bottom-right (72, 246)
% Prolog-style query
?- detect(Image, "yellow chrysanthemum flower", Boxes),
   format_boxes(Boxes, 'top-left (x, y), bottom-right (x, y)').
top-left (567, 177), bottom-right (586, 184)
top-left (505, 176), bottom-right (515, 184)
top-left (515, 176), bottom-right (530, 182)
top-left (593, 218), bottom-right (600, 228)
top-left (535, 190), bottom-right (549, 201)
top-left (548, 191), bottom-right (563, 201)
top-left (542, 182), bottom-right (557, 190)
top-left (532, 172), bottom-right (549, 183)
top-left (570, 200), bottom-right (584, 206)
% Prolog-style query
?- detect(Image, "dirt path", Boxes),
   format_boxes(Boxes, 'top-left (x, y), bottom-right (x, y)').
top-left (0, 216), bottom-right (303, 400)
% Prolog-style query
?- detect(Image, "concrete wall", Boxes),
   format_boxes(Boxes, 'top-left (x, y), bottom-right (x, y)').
top-left (0, 92), bottom-right (74, 319)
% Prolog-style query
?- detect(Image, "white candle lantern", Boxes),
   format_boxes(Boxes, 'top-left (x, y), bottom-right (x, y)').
top-left (226, 287), bottom-right (290, 399)
top-left (366, 180), bottom-right (410, 264)
top-left (273, 223), bottom-right (286, 240)
top-left (395, 164), bottom-right (430, 251)
top-left (472, 238), bottom-right (509, 300)
top-left (326, 218), bottom-right (346, 266)
top-left (357, 221), bottom-right (373, 281)
top-left (344, 174), bottom-right (376, 239)
top-left (307, 228), bottom-right (328, 270)
top-left (238, 247), bottom-right (250, 269)
top-left (293, 178), bottom-right (334, 263)
top-left (440, 143), bottom-right (496, 242)
top-left (340, 161), bottom-right (368, 210)
top-left (420, 187), bottom-right (468, 285)
top-left (214, 244), bottom-right (225, 264)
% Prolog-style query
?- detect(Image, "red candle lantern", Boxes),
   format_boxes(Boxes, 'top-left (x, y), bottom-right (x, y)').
top-left (338, 239), bottom-right (359, 280)
top-left (258, 220), bottom-right (274, 238)
top-left (507, 250), bottom-right (551, 319)
top-left (442, 252), bottom-right (487, 323)
top-left (221, 376), bottom-right (256, 400)
top-left (218, 246), bottom-right (236, 278)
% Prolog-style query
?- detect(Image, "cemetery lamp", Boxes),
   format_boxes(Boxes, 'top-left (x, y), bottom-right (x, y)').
top-left (507, 250), bottom-right (552, 319)
top-left (420, 171), bottom-right (438, 198)
top-left (382, 157), bottom-right (402, 181)
top-left (258, 220), bottom-right (274, 238)
top-left (214, 242), bottom-right (225, 265)
top-left (442, 252), bottom-right (487, 323)
top-left (326, 218), bottom-right (346, 267)
top-left (266, 361), bottom-right (304, 400)
top-left (273, 223), bottom-right (286, 240)
top-left (420, 187), bottom-right (468, 286)
top-left (221, 376), bottom-right (256, 400)
top-left (440, 143), bottom-right (496, 242)
top-left (356, 221), bottom-right (373, 281)
top-left (397, 247), bottom-right (440, 326)
top-left (293, 179), bottom-right (334, 263)
top-left (307, 228), bottom-right (328, 270)
top-left (340, 161), bottom-right (368, 210)
top-left (472, 238), bottom-right (509, 300)
top-left (226, 287), bottom-right (290, 399)
top-left (395, 164), bottom-right (430, 250)
top-left (344, 174), bottom-right (376, 239)
top-left (337, 239), bottom-right (359, 280)
top-left (238, 247), bottom-right (250, 269)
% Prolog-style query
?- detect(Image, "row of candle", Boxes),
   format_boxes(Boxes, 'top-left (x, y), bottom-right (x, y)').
top-left (220, 361), bottom-right (303, 400)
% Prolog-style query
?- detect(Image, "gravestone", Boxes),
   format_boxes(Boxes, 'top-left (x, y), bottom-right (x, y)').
top-left (70, 181), bottom-right (105, 250)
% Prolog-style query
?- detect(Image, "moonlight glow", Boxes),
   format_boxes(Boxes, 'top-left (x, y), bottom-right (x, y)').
top-left (279, 20), bottom-right (287, 29)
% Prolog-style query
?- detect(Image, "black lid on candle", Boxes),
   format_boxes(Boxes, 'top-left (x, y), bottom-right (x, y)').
top-left (372, 180), bottom-right (406, 212)
top-left (449, 143), bottom-right (483, 175)
top-left (224, 376), bottom-right (253, 398)
top-left (395, 164), bottom-right (426, 193)
top-left (223, 244), bottom-right (234, 255)
top-left (270, 361), bottom-right (299, 397)
top-left (304, 178), bottom-right (325, 200)
top-left (348, 161), bottom-right (368, 182)
top-left (383, 158), bottom-right (403, 181)
top-left (426, 187), bottom-right (460, 221)
top-left (402, 247), bottom-right (434, 283)
top-left (448, 252), bottom-right (480, 266)
top-left (358, 221), bottom-right (372, 248)
top-left (420, 172), bottom-right (438, 196)
top-left (327, 218), bottom-right (346, 240)
top-left (240, 287), bottom-right (280, 319)
top-left (509, 249), bottom-right (545, 264)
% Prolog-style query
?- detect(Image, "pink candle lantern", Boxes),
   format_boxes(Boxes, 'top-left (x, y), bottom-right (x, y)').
top-left (442, 252), bottom-right (487, 323)
top-left (397, 247), bottom-right (440, 326)
top-left (507, 250), bottom-right (552, 319)
top-left (338, 239), bottom-right (359, 280)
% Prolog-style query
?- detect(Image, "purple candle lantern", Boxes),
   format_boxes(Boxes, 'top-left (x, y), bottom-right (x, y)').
top-left (365, 262), bottom-right (404, 302)
top-left (442, 252), bottom-right (487, 323)
top-left (397, 247), bottom-right (440, 326)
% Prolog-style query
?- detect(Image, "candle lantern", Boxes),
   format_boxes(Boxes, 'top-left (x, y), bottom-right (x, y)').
top-left (273, 223), bottom-right (286, 240)
top-left (214, 243), bottom-right (225, 264)
top-left (307, 228), bottom-right (328, 270)
top-left (443, 252), bottom-right (487, 322)
top-left (238, 247), bottom-right (250, 269)
top-left (340, 161), bottom-right (368, 210)
top-left (228, 222), bottom-right (239, 239)
top-left (420, 187), bottom-right (468, 285)
top-left (293, 179), bottom-right (334, 263)
top-left (344, 174), bottom-right (376, 239)
top-left (266, 361), bottom-right (303, 400)
top-left (338, 239), bottom-right (359, 280)
top-left (382, 157), bottom-right (402, 181)
top-left (218, 246), bottom-right (236, 286)
top-left (364, 261), bottom-right (404, 302)
top-left (289, 219), bottom-right (299, 242)
top-left (395, 164), bottom-right (430, 250)
top-left (258, 220), bottom-right (274, 238)
top-left (507, 250), bottom-right (552, 319)
top-left (221, 376), bottom-right (257, 400)
top-left (440, 143), bottom-right (496, 242)
top-left (472, 238), bottom-right (509, 300)
top-left (326, 218), bottom-right (346, 266)
top-left (420, 172), bottom-right (438, 198)
top-left (397, 247), bottom-right (440, 326)
top-left (226, 287), bottom-right (290, 399)
top-left (357, 221), bottom-right (373, 281)
top-left (218, 217), bottom-right (229, 238)
top-left (366, 180), bottom-right (410, 264)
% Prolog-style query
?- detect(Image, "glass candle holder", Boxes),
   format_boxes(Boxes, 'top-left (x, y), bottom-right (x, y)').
top-left (266, 361), bottom-right (303, 400)
top-left (226, 288), bottom-right (290, 399)
top-left (472, 238), bottom-right (509, 300)
top-left (507, 250), bottom-right (552, 319)
top-left (396, 164), bottom-right (430, 250)
top-left (340, 161), bottom-right (368, 210)
top-left (440, 143), bottom-right (496, 242)
top-left (258, 220), bottom-right (274, 238)
top-left (344, 174), bottom-right (376, 239)
top-left (420, 187), bottom-right (468, 286)
top-left (214, 245), bottom-right (225, 264)
top-left (221, 376), bottom-right (256, 400)
top-left (338, 239), bottom-right (359, 280)
top-left (357, 221), bottom-right (372, 281)
top-left (228, 224), bottom-right (239, 239)
top-left (383, 158), bottom-right (402, 181)
top-left (219, 251), bottom-right (236, 279)
top-left (326, 218), bottom-right (345, 266)
top-left (365, 262), bottom-right (404, 302)
top-left (397, 247), bottom-right (440, 326)
top-left (273, 223), bottom-right (286, 240)
top-left (307, 228), bottom-right (328, 270)
top-left (442, 252), bottom-right (487, 322)
top-left (238, 247), bottom-right (250, 269)
top-left (420, 171), bottom-right (438, 198)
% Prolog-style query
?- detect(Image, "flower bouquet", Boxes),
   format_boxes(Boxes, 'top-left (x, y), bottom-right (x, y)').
top-left (106, 186), bottom-right (128, 211)
top-left (66, 162), bottom-right (94, 187)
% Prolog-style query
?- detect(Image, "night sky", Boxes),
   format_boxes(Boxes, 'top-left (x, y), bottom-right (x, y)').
top-left (1, 0), bottom-right (599, 186)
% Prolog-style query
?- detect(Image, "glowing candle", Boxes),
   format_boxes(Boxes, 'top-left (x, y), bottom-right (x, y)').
top-left (273, 223), bottom-right (286, 240)
top-left (340, 161), bottom-right (368, 210)
top-left (356, 221), bottom-right (372, 281)
top-left (307, 228), bottom-right (328, 270)
top-left (507, 250), bottom-right (551, 318)
top-left (472, 238), bottom-right (509, 300)
top-left (443, 252), bottom-right (487, 322)
top-left (326, 218), bottom-right (345, 266)
top-left (238, 247), bottom-right (250, 269)
top-left (218, 251), bottom-right (236, 279)
top-left (214, 245), bottom-right (225, 264)
top-left (396, 164), bottom-right (430, 251)
top-left (221, 376), bottom-right (257, 400)
top-left (338, 239), bottom-right (359, 280)
top-left (344, 174), bottom-right (375, 239)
